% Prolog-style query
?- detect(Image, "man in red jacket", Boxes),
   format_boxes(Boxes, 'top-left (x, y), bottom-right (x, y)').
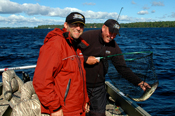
top-left (33, 12), bottom-right (89, 116)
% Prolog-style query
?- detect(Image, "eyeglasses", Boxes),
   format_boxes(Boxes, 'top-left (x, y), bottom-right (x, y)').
top-left (70, 23), bottom-right (84, 28)
top-left (109, 32), bottom-right (117, 36)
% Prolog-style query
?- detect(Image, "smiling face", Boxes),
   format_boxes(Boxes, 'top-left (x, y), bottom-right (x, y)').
top-left (101, 25), bottom-right (117, 43)
top-left (64, 22), bottom-right (84, 39)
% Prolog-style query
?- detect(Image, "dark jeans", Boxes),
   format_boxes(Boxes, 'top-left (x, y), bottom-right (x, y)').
top-left (86, 85), bottom-right (107, 116)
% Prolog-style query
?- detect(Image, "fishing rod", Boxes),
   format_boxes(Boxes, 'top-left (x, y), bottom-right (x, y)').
top-left (110, 7), bottom-right (123, 39)
top-left (0, 65), bottom-right (36, 72)
top-left (96, 51), bottom-right (153, 61)
top-left (117, 7), bottom-right (123, 21)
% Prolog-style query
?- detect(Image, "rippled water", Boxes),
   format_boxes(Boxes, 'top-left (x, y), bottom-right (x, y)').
top-left (0, 28), bottom-right (175, 115)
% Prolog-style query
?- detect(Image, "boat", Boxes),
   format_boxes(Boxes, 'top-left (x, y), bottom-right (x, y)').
top-left (0, 70), bottom-right (151, 116)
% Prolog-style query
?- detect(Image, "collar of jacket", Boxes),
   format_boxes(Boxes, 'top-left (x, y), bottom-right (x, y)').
top-left (62, 28), bottom-right (89, 49)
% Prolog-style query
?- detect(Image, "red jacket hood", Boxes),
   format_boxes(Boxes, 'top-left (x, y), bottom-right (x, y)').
top-left (44, 28), bottom-right (67, 44)
top-left (44, 28), bottom-right (89, 47)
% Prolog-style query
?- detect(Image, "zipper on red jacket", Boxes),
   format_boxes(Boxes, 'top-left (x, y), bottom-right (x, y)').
top-left (64, 79), bottom-right (71, 106)
top-left (70, 39), bottom-right (86, 112)
top-left (75, 50), bottom-right (86, 112)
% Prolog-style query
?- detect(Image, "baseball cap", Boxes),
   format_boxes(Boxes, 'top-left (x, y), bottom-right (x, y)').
top-left (104, 19), bottom-right (120, 35)
top-left (66, 12), bottom-right (85, 25)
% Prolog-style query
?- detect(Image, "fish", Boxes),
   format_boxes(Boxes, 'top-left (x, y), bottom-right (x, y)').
top-left (130, 81), bottom-right (159, 102)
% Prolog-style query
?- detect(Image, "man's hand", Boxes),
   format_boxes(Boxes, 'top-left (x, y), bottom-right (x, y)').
top-left (86, 56), bottom-right (99, 65)
top-left (138, 81), bottom-right (151, 91)
top-left (51, 109), bottom-right (63, 116)
top-left (85, 103), bottom-right (90, 113)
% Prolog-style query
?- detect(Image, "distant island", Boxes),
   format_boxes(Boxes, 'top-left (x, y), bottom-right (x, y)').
top-left (1, 21), bottom-right (175, 29)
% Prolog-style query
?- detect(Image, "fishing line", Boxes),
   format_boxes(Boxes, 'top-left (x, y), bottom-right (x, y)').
top-left (111, 7), bottom-right (123, 39)
top-left (117, 7), bottom-right (123, 21)
top-left (96, 51), bottom-right (153, 61)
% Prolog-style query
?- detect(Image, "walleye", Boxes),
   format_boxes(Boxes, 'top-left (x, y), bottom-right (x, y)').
top-left (131, 81), bottom-right (159, 102)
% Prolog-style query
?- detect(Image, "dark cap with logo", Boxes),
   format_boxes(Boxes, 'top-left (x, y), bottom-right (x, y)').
top-left (104, 19), bottom-right (120, 35)
top-left (66, 12), bottom-right (85, 25)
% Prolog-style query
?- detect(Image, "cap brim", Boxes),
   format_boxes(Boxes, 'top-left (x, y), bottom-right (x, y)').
top-left (72, 21), bottom-right (85, 26)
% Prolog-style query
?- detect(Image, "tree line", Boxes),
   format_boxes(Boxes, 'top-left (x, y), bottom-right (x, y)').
top-left (35, 21), bottom-right (175, 29)
top-left (0, 21), bottom-right (175, 29)
top-left (121, 21), bottom-right (175, 28)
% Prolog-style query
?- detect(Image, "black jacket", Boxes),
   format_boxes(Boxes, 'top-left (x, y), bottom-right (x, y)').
top-left (81, 29), bottom-right (142, 87)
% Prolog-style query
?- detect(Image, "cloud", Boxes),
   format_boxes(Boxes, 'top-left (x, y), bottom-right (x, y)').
top-left (0, 14), bottom-right (64, 27)
top-left (0, 1), bottom-right (120, 19)
top-left (0, 0), bottom-right (149, 19)
top-left (169, 12), bottom-right (175, 18)
top-left (0, 13), bottom-right (155, 27)
top-left (134, 17), bottom-right (154, 22)
top-left (22, 3), bottom-right (52, 16)
top-left (152, 1), bottom-right (164, 6)
top-left (83, 10), bottom-right (119, 19)
top-left (0, 0), bottom-right (157, 27)
top-left (83, 2), bottom-right (96, 6)
top-left (143, 5), bottom-right (150, 10)
top-left (137, 10), bottom-right (149, 15)
top-left (151, 10), bottom-right (155, 13)
top-left (131, 1), bottom-right (136, 4)
top-left (157, 14), bottom-right (167, 19)
top-left (47, 7), bottom-right (82, 17)
top-left (0, 0), bottom-right (81, 17)
top-left (0, 0), bottom-right (23, 14)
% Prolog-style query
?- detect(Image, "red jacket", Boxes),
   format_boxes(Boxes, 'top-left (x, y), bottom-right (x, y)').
top-left (33, 28), bottom-right (89, 115)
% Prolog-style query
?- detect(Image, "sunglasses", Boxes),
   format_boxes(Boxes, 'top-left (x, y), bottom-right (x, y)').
top-left (70, 23), bottom-right (84, 28)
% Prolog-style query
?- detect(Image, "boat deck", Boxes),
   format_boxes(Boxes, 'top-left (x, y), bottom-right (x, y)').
top-left (0, 81), bottom-right (150, 116)
top-left (106, 96), bottom-right (128, 116)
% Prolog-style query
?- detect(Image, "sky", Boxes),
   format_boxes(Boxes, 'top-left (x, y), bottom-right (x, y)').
top-left (0, 0), bottom-right (175, 27)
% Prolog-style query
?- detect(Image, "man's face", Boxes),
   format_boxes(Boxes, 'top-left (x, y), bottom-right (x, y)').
top-left (64, 22), bottom-right (84, 39)
top-left (102, 25), bottom-right (117, 43)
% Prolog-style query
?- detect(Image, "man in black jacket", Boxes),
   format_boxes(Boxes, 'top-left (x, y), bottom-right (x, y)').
top-left (81, 19), bottom-right (151, 116)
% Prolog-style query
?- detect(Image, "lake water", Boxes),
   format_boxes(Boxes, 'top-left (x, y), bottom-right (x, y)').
top-left (0, 28), bottom-right (175, 115)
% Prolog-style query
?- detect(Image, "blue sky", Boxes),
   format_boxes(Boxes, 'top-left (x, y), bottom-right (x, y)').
top-left (0, 0), bottom-right (175, 27)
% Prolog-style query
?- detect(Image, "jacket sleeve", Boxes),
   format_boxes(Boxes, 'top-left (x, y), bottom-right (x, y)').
top-left (33, 37), bottom-right (63, 113)
top-left (111, 55), bottom-right (142, 86)
top-left (83, 55), bottom-right (89, 63)
top-left (111, 43), bottom-right (142, 86)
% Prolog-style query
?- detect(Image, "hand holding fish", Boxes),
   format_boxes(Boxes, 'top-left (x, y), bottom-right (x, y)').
top-left (132, 81), bottom-right (158, 102)
top-left (138, 81), bottom-right (151, 91)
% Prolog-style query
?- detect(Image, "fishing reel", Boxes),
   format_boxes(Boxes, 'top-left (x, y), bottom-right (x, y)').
top-left (22, 71), bottom-right (31, 83)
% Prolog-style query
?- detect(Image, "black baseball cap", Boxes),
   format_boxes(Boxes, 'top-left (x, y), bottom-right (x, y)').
top-left (66, 12), bottom-right (85, 25)
top-left (104, 19), bottom-right (120, 35)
